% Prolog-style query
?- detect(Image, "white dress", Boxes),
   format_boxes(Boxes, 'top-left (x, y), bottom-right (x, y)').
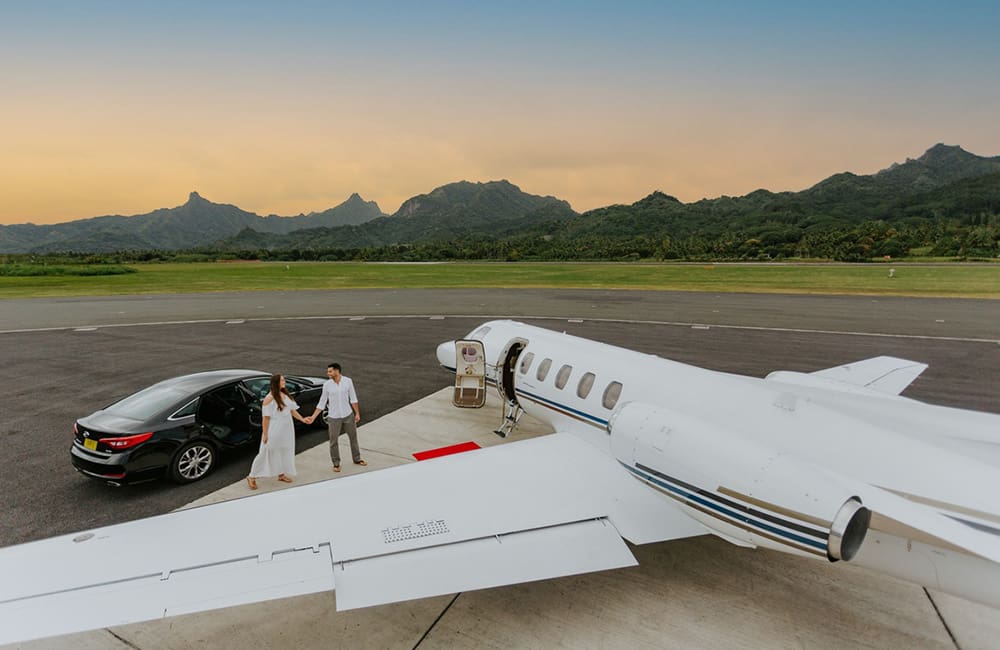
top-left (248, 395), bottom-right (297, 478)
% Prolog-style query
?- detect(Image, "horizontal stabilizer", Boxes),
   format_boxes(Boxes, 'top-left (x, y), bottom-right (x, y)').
top-left (335, 518), bottom-right (635, 610)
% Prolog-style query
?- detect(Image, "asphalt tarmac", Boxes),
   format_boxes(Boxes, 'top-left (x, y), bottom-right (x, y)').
top-left (3, 287), bottom-right (999, 339)
top-left (1, 289), bottom-right (997, 551)
top-left (2, 288), bottom-right (1000, 650)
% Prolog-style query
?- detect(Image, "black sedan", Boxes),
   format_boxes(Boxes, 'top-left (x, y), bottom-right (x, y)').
top-left (71, 370), bottom-right (325, 485)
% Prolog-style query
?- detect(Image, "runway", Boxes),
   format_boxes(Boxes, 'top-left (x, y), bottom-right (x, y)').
top-left (1, 289), bottom-right (998, 648)
top-left (2, 288), bottom-right (999, 340)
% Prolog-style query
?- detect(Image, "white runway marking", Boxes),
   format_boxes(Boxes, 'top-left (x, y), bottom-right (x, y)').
top-left (1, 314), bottom-right (997, 344)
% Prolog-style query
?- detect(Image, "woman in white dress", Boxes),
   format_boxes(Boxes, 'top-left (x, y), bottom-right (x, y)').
top-left (246, 374), bottom-right (307, 489)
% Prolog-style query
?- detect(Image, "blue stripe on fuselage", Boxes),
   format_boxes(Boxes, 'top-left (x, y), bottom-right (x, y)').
top-left (514, 387), bottom-right (608, 428)
top-left (621, 462), bottom-right (827, 553)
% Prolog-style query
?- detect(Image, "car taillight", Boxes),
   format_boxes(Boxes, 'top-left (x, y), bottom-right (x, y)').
top-left (99, 432), bottom-right (154, 450)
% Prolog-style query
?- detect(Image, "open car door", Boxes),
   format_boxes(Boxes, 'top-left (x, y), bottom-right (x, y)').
top-left (197, 385), bottom-right (261, 447)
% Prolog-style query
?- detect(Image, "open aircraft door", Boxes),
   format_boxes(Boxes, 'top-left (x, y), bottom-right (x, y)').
top-left (452, 340), bottom-right (487, 408)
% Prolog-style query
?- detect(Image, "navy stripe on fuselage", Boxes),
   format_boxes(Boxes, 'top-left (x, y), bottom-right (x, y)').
top-left (515, 387), bottom-right (608, 428)
top-left (635, 463), bottom-right (828, 542)
top-left (623, 462), bottom-right (828, 554)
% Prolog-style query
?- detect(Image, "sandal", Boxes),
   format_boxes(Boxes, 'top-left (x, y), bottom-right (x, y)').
top-left (354, 459), bottom-right (368, 466)
top-left (278, 475), bottom-right (293, 483)
top-left (246, 477), bottom-right (257, 490)
top-left (333, 465), bottom-right (341, 473)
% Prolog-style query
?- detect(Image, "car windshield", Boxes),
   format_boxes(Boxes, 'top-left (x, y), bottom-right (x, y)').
top-left (104, 385), bottom-right (189, 420)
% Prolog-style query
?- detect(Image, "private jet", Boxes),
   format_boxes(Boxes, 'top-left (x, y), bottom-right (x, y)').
top-left (1, 319), bottom-right (998, 644)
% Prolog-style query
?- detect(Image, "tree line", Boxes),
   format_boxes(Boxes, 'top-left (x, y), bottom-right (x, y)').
top-left (2, 217), bottom-right (996, 265)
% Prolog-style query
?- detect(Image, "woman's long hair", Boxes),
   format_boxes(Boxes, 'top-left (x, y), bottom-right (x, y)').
top-left (269, 374), bottom-right (290, 410)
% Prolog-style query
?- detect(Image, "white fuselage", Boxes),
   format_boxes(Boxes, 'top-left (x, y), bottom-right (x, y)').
top-left (438, 320), bottom-right (1000, 608)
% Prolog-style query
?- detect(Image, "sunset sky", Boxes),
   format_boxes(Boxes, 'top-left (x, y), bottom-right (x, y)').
top-left (1, 1), bottom-right (998, 224)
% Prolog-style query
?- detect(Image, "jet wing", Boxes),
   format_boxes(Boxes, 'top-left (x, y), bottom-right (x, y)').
top-left (0, 432), bottom-right (706, 645)
top-left (810, 356), bottom-right (927, 395)
top-left (766, 355), bottom-right (929, 397)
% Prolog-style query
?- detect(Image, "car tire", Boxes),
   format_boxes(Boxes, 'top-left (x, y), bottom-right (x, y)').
top-left (169, 440), bottom-right (217, 484)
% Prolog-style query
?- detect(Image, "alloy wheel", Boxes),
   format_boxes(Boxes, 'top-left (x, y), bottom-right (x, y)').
top-left (177, 444), bottom-right (214, 480)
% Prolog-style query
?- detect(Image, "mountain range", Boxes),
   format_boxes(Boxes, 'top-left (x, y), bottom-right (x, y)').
top-left (0, 192), bottom-right (385, 253)
top-left (1, 144), bottom-right (998, 255)
top-left (222, 180), bottom-right (576, 251)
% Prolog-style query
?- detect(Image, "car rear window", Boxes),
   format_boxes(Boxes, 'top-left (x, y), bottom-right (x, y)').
top-left (104, 385), bottom-right (189, 420)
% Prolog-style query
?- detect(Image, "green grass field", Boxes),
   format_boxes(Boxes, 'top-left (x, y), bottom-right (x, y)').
top-left (0, 261), bottom-right (997, 299)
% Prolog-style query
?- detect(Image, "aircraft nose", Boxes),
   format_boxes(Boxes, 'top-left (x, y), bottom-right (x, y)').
top-left (436, 340), bottom-right (455, 369)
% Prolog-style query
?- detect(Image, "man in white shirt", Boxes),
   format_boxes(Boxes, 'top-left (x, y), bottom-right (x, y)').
top-left (306, 362), bottom-right (364, 472)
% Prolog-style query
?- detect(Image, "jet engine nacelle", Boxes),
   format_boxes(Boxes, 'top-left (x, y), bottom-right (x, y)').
top-left (608, 401), bottom-right (870, 562)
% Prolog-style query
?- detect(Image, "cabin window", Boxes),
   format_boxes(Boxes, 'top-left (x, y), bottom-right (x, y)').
top-left (577, 372), bottom-right (596, 399)
top-left (555, 364), bottom-right (572, 390)
top-left (536, 358), bottom-right (552, 382)
top-left (602, 382), bottom-right (623, 410)
top-left (519, 352), bottom-right (535, 375)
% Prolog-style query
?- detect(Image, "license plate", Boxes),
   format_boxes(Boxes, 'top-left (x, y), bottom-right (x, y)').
top-left (84, 438), bottom-right (98, 451)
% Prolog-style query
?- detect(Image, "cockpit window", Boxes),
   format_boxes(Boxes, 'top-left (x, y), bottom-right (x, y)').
top-left (536, 358), bottom-right (552, 382)
top-left (519, 352), bottom-right (535, 375)
top-left (555, 364), bottom-right (572, 390)
top-left (577, 372), bottom-right (596, 399)
top-left (471, 326), bottom-right (492, 339)
top-left (602, 382), bottom-right (623, 410)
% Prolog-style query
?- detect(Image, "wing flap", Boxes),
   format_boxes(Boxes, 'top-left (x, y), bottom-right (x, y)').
top-left (334, 517), bottom-right (635, 610)
top-left (1, 545), bottom-right (336, 645)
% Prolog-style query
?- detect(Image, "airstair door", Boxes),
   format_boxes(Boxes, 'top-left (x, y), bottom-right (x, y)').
top-left (452, 340), bottom-right (487, 408)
